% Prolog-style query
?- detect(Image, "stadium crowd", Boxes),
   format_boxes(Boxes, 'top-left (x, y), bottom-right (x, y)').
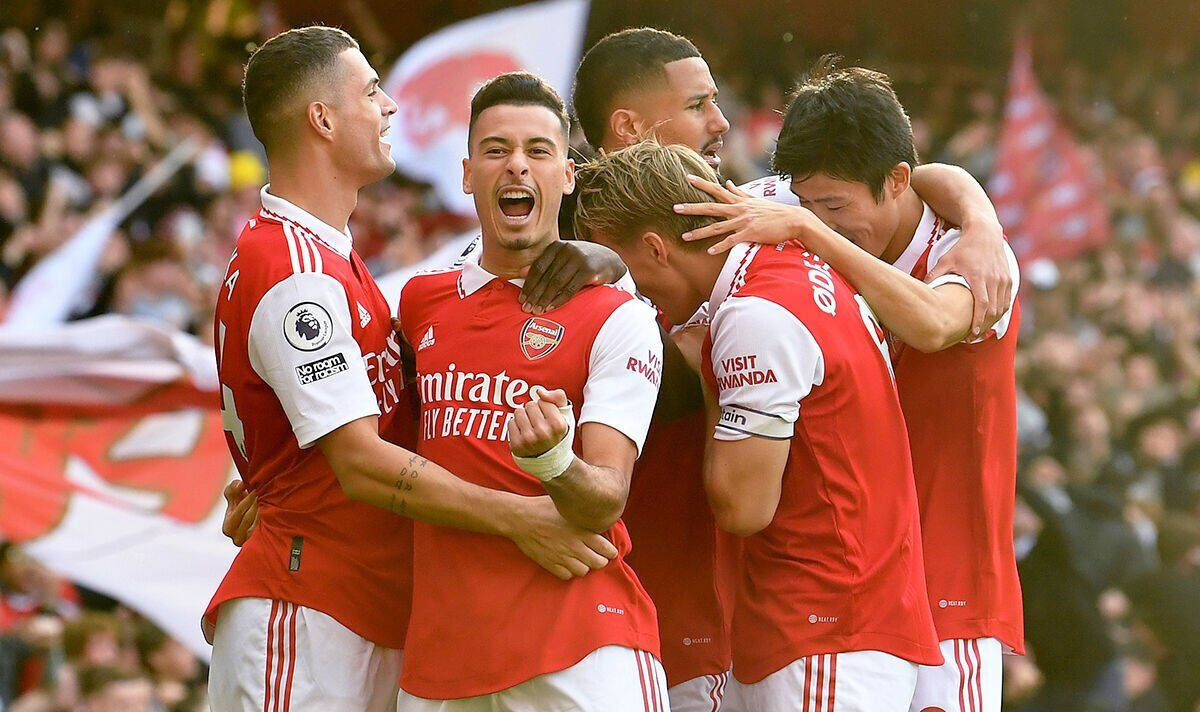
top-left (0, 2), bottom-right (1197, 711)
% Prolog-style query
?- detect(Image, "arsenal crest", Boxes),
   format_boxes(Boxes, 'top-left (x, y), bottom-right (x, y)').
top-left (520, 317), bottom-right (565, 360)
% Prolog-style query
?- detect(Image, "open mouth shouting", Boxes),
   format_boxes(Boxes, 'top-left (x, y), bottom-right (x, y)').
top-left (701, 140), bottom-right (723, 169)
top-left (497, 185), bottom-right (537, 226)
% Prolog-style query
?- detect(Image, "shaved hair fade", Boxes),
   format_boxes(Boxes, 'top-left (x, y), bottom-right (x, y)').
top-left (243, 25), bottom-right (359, 154)
top-left (468, 71), bottom-right (571, 146)
top-left (573, 140), bottom-right (720, 250)
top-left (572, 28), bottom-right (701, 147)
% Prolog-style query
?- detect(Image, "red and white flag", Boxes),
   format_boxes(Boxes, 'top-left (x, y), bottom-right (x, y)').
top-left (383, 0), bottom-right (590, 215)
top-left (989, 35), bottom-right (1110, 264)
top-left (0, 316), bottom-right (233, 660)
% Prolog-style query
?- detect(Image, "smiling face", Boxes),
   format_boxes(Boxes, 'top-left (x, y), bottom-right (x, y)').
top-left (463, 104), bottom-right (574, 252)
top-left (328, 48), bottom-right (398, 186)
top-left (623, 57), bottom-right (729, 169)
top-left (789, 168), bottom-right (908, 260)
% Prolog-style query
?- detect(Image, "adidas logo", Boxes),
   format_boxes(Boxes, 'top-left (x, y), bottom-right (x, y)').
top-left (418, 325), bottom-right (436, 351)
top-left (357, 302), bottom-right (371, 328)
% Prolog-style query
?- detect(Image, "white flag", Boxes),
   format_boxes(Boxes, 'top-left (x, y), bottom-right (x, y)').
top-left (1, 139), bottom-right (200, 332)
top-left (383, 0), bottom-right (590, 214)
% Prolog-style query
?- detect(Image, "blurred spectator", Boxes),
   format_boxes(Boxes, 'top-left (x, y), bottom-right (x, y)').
top-left (1128, 515), bottom-right (1200, 711)
top-left (134, 618), bottom-right (200, 710)
top-left (75, 666), bottom-right (153, 712)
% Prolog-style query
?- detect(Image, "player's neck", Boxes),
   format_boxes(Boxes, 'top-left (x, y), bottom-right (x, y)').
top-left (266, 161), bottom-right (358, 235)
top-left (478, 230), bottom-right (559, 280)
top-left (881, 189), bottom-right (924, 264)
top-left (685, 248), bottom-right (727, 308)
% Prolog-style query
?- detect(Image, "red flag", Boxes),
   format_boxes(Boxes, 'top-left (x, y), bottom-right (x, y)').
top-left (990, 35), bottom-right (1110, 264)
top-left (0, 316), bottom-right (234, 661)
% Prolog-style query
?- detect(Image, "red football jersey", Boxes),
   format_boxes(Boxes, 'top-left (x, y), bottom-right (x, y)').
top-left (397, 258), bottom-right (663, 699)
top-left (890, 205), bottom-right (1024, 653)
top-left (701, 242), bottom-right (941, 684)
top-left (746, 177), bottom-right (1026, 653)
top-left (204, 188), bottom-right (414, 649)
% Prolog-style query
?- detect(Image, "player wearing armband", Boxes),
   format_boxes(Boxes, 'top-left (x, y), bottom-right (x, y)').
top-left (393, 73), bottom-right (667, 712)
top-left (574, 141), bottom-right (940, 711)
top-left (566, 28), bottom-right (1005, 712)
top-left (678, 59), bottom-right (1023, 712)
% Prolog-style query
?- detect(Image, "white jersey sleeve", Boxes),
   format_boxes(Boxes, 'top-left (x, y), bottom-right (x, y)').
top-left (709, 295), bottom-right (824, 441)
top-left (578, 296), bottom-right (663, 455)
top-left (925, 229), bottom-right (1022, 340)
top-left (248, 272), bottom-right (380, 448)
top-left (739, 175), bottom-right (799, 205)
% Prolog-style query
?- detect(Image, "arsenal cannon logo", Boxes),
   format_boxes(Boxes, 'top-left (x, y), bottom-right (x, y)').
top-left (519, 317), bottom-right (564, 360)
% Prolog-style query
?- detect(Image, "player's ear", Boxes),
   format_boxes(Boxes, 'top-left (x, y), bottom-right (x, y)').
top-left (308, 101), bottom-right (335, 141)
top-left (642, 231), bottom-right (670, 266)
top-left (462, 157), bottom-right (473, 195)
top-left (610, 108), bottom-right (641, 146)
top-left (886, 162), bottom-right (911, 201)
top-left (562, 157), bottom-right (576, 196)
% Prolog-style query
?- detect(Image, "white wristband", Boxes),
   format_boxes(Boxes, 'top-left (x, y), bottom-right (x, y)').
top-left (512, 389), bottom-right (577, 482)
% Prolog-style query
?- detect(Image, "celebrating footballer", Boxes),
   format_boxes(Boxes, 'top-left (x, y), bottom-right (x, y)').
top-left (208, 18), bottom-right (1023, 712)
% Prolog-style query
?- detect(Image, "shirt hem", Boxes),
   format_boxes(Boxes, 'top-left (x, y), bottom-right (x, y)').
top-left (400, 631), bottom-right (659, 699)
top-left (733, 634), bottom-right (943, 684)
top-left (934, 618), bottom-right (1025, 656)
top-left (205, 584), bottom-right (407, 650)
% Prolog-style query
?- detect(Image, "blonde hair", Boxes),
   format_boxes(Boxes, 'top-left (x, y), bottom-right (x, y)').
top-left (573, 141), bottom-right (721, 249)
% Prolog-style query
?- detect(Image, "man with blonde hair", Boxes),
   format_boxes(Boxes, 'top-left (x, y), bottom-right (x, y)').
top-left (574, 141), bottom-right (941, 710)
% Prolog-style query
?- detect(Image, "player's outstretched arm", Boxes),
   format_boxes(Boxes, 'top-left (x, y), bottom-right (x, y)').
top-left (677, 176), bottom-right (976, 353)
top-left (909, 163), bottom-right (1012, 338)
top-left (793, 214), bottom-right (976, 353)
top-left (318, 416), bottom-right (618, 580)
top-left (510, 391), bottom-right (635, 533)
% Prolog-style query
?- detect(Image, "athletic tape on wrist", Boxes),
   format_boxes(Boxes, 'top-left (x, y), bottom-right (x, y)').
top-left (512, 387), bottom-right (576, 482)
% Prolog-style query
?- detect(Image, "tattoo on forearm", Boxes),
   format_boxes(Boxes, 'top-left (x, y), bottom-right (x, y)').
top-left (388, 454), bottom-right (426, 516)
top-left (400, 453), bottom-right (428, 479)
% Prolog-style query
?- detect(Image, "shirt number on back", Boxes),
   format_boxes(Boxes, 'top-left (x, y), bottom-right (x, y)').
top-left (217, 320), bottom-right (248, 459)
top-left (855, 294), bottom-right (894, 380)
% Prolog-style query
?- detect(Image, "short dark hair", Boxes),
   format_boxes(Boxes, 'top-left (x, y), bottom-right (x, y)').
top-left (243, 26), bottom-right (359, 154)
top-left (468, 71), bottom-right (570, 146)
top-left (772, 56), bottom-right (919, 201)
top-left (572, 28), bottom-right (701, 147)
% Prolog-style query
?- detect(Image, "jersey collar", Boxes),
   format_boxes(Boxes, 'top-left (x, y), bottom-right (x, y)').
top-left (458, 257), bottom-right (525, 298)
top-left (259, 185), bottom-right (353, 259)
top-left (709, 242), bottom-right (759, 312)
top-left (891, 202), bottom-right (940, 274)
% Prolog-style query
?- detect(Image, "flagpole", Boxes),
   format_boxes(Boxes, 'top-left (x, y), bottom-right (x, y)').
top-left (1, 137), bottom-right (202, 333)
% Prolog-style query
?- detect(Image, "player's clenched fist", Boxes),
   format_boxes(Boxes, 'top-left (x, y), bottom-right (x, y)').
top-left (510, 388), bottom-right (577, 482)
